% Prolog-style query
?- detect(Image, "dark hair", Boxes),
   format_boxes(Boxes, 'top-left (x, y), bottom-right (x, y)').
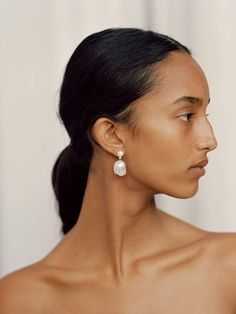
top-left (52, 27), bottom-right (191, 235)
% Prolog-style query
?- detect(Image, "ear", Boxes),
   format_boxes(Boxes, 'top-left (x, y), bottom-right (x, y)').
top-left (90, 117), bottom-right (127, 155)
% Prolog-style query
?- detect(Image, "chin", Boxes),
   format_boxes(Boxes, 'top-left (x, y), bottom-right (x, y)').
top-left (178, 186), bottom-right (199, 199)
top-left (166, 183), bottom-right (199, 199)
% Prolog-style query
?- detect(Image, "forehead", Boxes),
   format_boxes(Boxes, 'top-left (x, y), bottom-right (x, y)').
top-left (150, 52), bottom-right (210, 103)
top-left (129, 52), bottom-right (210, 127)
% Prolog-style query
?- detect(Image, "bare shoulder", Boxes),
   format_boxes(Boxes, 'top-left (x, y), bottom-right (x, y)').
top-left (205, 231), bottom-right (236, 264)
top-left (162, 209), bottom-right (236, 289)
top-left (0, 262), bottom-right (54, 314)
top-left (204, 231), bottom-right (236, 305)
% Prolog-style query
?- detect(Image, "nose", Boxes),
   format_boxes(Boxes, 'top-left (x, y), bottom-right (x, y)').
top-left (197, 119), bottom-right (218, 152)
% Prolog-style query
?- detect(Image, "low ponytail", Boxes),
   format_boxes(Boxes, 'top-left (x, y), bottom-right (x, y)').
top-left (51, 141), bottom-right (92, 234)
top-left (51, 28), bottom-right (190, 235)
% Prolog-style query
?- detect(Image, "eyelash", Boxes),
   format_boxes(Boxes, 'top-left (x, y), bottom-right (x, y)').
top-left (180, 112), bottom-right (210, 122)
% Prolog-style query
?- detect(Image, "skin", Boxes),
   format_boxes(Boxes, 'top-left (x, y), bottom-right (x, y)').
top-left (1, 51), bottom-right (236, 313)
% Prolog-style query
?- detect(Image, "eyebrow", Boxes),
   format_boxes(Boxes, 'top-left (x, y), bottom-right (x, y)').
top-left (173, 96), bottom-right (211, 106)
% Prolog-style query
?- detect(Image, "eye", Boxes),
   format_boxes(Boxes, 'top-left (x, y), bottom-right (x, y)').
top-left (179, 112), bottom-right (210, 123)
top-left (179, 113), bottom-right (194, 122)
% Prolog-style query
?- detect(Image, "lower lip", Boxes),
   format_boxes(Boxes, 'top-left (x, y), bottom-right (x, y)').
top-left (189, 167), bottom-right (206, 176)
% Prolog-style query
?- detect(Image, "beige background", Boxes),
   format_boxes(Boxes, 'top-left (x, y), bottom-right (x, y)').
top-left (0, 0), bottom-right (235, 277)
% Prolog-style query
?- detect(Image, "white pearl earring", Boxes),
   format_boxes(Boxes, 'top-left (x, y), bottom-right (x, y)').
top-left (113, 150), bottom-right (126, 176)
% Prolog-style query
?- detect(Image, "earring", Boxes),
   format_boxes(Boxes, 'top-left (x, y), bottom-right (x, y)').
top-left (113, 150), bottom-right (126, 176)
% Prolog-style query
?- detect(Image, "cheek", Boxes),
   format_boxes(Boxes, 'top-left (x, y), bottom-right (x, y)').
top-left (126, 123), bottom-right (180, 181)
top-left (125, 119), bottom-right (199, 197)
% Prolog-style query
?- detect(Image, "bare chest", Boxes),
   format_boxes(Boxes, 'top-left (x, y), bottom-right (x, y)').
top-left (44, 271), bottom-right (234, 314)
top-left (40, 234), bottom-right (236, 314)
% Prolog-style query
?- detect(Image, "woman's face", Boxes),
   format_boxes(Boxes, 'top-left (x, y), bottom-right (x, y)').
top-left (126, 52), bottom-right (217, 198)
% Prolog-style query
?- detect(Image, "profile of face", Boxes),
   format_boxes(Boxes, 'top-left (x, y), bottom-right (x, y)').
top-left (123, 51), bottom-right (218, 199)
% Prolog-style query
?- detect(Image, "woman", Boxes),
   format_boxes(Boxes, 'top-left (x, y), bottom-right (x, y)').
top-left (1, 28), bottom-right (236, 313)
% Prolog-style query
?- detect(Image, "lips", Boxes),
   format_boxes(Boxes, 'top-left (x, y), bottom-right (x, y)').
top-left (189, 158), bottom-right (208, 177)
top-left (190, 158), bottom-right (208, 168)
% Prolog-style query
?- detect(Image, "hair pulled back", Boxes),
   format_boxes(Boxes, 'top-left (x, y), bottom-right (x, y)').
top-left (51, 27), bottom-right (191, 235)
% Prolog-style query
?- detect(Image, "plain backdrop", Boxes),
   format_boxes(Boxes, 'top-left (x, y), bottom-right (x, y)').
top-left (1, 0), bottom-right (236, 278)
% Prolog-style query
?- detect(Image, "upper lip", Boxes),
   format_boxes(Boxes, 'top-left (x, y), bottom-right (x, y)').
top-left (191, 158), bottom-right (208, 168)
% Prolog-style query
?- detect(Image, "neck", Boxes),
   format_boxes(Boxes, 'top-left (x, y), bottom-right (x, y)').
top-left (68, 169), bottom-right (167, 280)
